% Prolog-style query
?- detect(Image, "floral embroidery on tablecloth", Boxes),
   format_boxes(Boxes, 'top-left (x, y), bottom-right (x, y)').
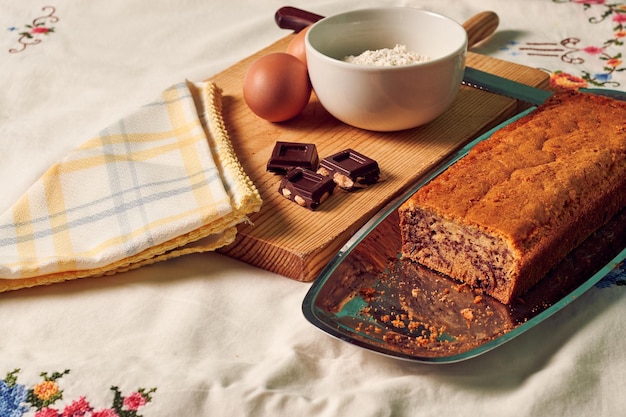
top-left (8, 6), bottom-right (59, 54)
top-left (500, 1), bottom-right (626, 89)
top-left (0, 369), bottom-right (156, 417)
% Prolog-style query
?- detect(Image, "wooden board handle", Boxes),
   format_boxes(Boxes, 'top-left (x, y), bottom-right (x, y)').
top-left (463, 11), bottom-right (499, 48)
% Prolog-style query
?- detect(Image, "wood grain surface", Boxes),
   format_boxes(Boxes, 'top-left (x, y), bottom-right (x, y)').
top-left (210, 35), bottom-right (550, 282)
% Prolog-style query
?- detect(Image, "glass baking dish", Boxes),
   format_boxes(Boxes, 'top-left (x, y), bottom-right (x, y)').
top-left (302, 109), bottom-right (626, 363)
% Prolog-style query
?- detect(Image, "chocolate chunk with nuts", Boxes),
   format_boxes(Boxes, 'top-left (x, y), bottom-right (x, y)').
top-left (317, 149), bottom-right (380, 190)
top-left (267, 141), bottom-right (319, 174)
top-left (278, 167), bottom-right (335, 210)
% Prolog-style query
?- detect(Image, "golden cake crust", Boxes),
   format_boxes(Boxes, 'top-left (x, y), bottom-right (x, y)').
top-left (399, 90), bottom-right (626, 304)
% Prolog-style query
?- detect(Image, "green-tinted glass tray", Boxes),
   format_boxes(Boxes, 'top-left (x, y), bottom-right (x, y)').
top-left (302, 109), bottom-right (626, 363)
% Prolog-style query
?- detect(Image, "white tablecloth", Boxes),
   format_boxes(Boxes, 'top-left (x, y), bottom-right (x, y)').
top-left (1, 1), bottom-right (625, 416)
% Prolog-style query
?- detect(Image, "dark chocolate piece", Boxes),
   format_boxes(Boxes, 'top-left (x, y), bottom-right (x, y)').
top-left (317, 149), bottom-right (380, 190)
top-left (278, 167), bottom-right (335, 210)
top-left (267, 141), bottom-right (319, 174)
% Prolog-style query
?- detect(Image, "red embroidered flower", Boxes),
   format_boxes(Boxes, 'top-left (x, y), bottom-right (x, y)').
top-left (123, 392), bottom-right (147, 411)
top-left (582, 46), bottom-right (604, 55)
top-left (31, 26), bottom-right (51, 34)
top-left (613, 13), bottom-right (626, 24)
top-left (61, 397), bottom-right (93, 417)
top-left (35, 408), bottom-right (59, 417)
top-left (607, 58), bottom-right (623, 67)
top-left (574, 0), bottom-right (605, 4)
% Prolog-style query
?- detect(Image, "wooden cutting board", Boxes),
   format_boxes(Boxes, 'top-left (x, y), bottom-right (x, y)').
top-left (210, 35), bottom-right (550, 282)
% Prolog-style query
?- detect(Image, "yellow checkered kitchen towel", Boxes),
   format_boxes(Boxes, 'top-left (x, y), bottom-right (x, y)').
top-left (0, 80), bottom-right (262, 292)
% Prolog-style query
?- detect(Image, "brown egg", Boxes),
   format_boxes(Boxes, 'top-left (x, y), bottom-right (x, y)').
top-left (286, 26), bottom-right (310, 66)
top-left (243, 52), bottom-right (312, 122)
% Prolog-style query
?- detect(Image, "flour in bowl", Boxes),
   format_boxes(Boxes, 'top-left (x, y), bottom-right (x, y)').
top-left (343, 44), bottom-right (430, 66)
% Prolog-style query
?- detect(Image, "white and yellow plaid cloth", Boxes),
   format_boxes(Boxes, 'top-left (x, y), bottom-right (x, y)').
top-left (0, 80), bottom-right (262, 292)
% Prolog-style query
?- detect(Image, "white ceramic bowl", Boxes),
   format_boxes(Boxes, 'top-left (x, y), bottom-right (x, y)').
top-left (305, 7), bottom-right (467, 132)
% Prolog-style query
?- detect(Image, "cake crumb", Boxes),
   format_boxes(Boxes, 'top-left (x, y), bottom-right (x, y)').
top-left (408, 321), bottom-right (421, 331)
top-left (359, 287), bottom-right (377, 302)
top-left (461, 308), bottom-right (474, 322)
top-left (456, 283), bottom-right (472, 293)
top-left (391, 315), bottom-right (406, 328)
